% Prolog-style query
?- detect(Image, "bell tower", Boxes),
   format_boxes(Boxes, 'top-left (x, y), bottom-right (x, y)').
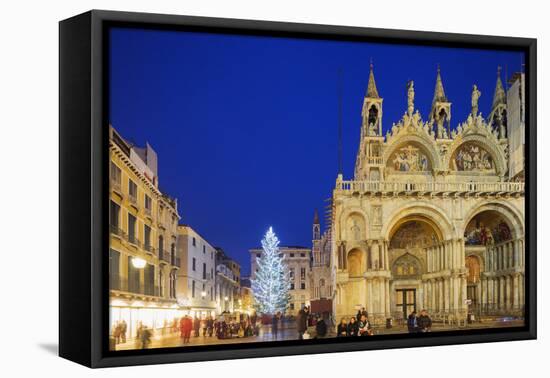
top-left (429, 66), bottom-right (451, 139)
top-left (355, 61), bottom-right (384, 181)
top-left (489, 66), bottom-right (507, 139)
top-left (312, 209), bottom-right (321, 265)
top-left (361, 61), bottom-right (383, 137)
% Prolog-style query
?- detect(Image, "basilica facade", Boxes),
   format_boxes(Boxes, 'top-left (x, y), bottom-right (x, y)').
top-left (331, 65), bottom-right (525, 326)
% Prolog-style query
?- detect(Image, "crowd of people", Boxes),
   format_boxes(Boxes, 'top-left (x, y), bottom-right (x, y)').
top-left (336, 308), bottom-right (374, 337)
top-left (113, 307), bottom-right (436, 349)
top-left (177, 313), bottom-right (261, 344)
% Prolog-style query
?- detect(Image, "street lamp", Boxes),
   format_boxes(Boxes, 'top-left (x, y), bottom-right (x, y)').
top-left (201, 291), bottom-right (206, 298)
top-left (131, 257), bottom-right (146, 269)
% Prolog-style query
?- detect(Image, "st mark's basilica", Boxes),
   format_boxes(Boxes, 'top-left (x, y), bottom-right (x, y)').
top-left (330, 64), bottom-right (525, 326)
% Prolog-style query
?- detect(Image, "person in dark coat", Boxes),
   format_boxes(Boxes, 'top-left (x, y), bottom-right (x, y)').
top-left (357, 307), bottom-right (369, 321)
top-left (358, 314), bottom-right (372, 336)
top-left (193, 316), bottom-right (201, 337)
top-left (337, 318), bottom-right (348, 337)
top-left (407, 310), bottom-right (418, 333)
top-left (417, 309), bottom-right (432, 332)
top-left (347, 316), bottom-right (359, 337)
top-left (140, 325), bottom-right (152, 349)
top-left (315, 316), bottom-right (327, 338)
top-left (296, 309), bottom-right (307, 339)
top-left (120, 320), bottom-right (127, 343)
top-left (206, 316), bottom-right (214, 337)
top-left (271, 313), bottom-right (279, 339)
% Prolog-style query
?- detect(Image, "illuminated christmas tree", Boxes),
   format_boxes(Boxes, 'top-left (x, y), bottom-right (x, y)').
top-left (252, 227), bottom-right (291, 314)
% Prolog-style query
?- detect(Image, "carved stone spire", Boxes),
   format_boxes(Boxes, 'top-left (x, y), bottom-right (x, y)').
top-left (432, 65), bottom-right (448, 104)
top-left (492, 66), bottom-right (506, 109)
top-left (313, 209), bottom-right (321, 242)
top-left (430, 65), bottom-right (451, 139)
top-left (488, 66), bottom-right (507, 139)
top-left (366, 61), bottom-right (380, 99)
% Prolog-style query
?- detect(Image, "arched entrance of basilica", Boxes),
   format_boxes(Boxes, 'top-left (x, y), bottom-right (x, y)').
top-left (464, 208), bottom-right (525, 316)
top-left (388, 217), bottom-right (440, 321)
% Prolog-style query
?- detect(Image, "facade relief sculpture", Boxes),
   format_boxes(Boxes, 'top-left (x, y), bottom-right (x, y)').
top-left (389, 145), bottom-right (430, 172)
top-left (389, 221), bottom-right (437, 249)
top-left (392, 253), bottom-right (422, 278)
top-left (465, 213), bottom-right (512, 246)
top-left (453, 143), bottom-right (495, 172)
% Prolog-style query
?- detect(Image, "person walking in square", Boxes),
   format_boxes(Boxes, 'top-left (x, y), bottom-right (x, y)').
top-left (271, 313), bottom-right (279, 339)
top-left (193, 316), bottom-right (200, 337)
top-left (296, 308), bottom-right (307, 339)
top-left (417, 309), bottom-right (432, 332)
top-left (120, 320), bottom-right (127, 343)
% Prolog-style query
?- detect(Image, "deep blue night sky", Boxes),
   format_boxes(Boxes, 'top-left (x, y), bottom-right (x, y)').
top-left (109, 27), bottom-right (524, 275)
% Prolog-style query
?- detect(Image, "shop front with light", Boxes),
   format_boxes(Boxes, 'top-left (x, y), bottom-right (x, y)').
top-left (109, 298), bottom-right (184, 339)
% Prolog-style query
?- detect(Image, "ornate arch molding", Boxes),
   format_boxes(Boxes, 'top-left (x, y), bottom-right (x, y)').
top-left (382, 201), bottom-right (455, 241)
top-left (462, 200), bottom-right (525, 240)
top-left (339, 206), bottom-right (370, 240)
top-left (383, 134), bottom-right (442, 172)
top-left (446, 133), bottom-right (507, 177)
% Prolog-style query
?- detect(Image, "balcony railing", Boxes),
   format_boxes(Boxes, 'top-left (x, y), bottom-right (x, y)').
top-left (110, 225), bottom-right (126, 238)
top-left (159, 250), bottom-right (170, 264)
top-left (365, 156), bottom-right (383, 165)
top-left (336, 180), bottom-right (525, 195)
top-left (127, 235), bottom-right (140, 247)
top-left (110, 276), bottom-right (160, 297)
top-left (143, 244), bottom-right (155, 254)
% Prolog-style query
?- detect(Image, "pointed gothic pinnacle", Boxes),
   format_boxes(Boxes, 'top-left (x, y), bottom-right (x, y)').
top-left (313, 208), bottom-right (320, 224)
top-left (492, 66), bottom-right (506, 108)
top-left (366, 60), bottom-right (380, 99)
top-left (432, 64), bottom-right (447, 104)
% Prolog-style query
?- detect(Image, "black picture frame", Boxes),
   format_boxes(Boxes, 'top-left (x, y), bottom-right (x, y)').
top-left (59, 9), bottom-right (537, 368)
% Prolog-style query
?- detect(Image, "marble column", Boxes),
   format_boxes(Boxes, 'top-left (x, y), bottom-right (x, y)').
top-left (506, 275), bottom-right (512, 309)
top-left (430, 279), bottom-right (437, 311)
top-left (443, 278), bottom-right (449, 312)
top-left (378, 279), bottom-right (385, 315)
top-left (501, 276), bottom-right (506, 310)
top-left (384, 241), bottom-right (390, 271)
top-left (385, 279), bottom-right (390, 316)
top-left (520, 238), bottom-right (525, 268)
top-left (461, 277), bottom-right (467, 312)
top-left (367, 279), bottom-right (373, 313)
top-left (438, 279), bottom-right (444, 312)
top-left (513, 274), bottom-right (519, 310)
top-left (519, 274), bottom-right (524, 309)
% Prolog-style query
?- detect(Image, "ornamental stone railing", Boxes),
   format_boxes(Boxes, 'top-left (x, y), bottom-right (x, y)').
top-left (335, 180), bottom-right (524, 195)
